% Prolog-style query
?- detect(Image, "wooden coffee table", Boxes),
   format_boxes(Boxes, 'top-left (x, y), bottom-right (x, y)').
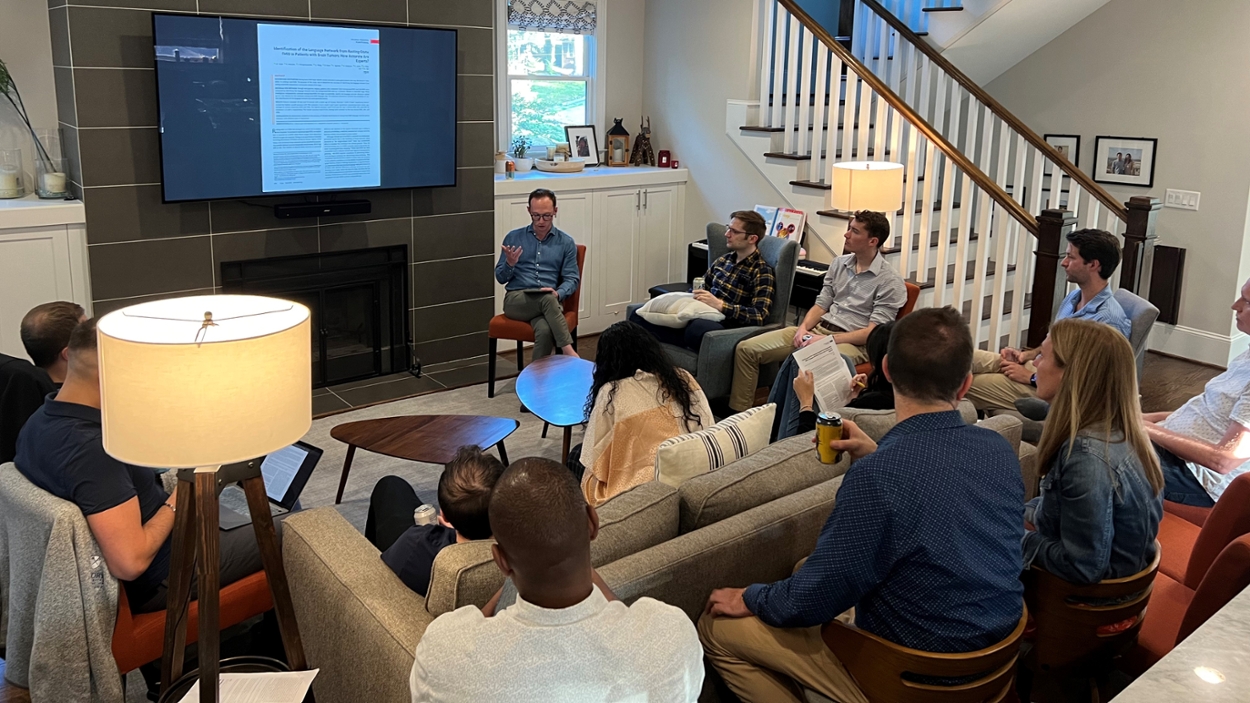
top-left (330, 414), bottom-right (519, 503)
top-left (514, 355), bottom-right (595, 463)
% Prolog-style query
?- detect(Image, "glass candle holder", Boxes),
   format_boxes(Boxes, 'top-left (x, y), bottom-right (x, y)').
top-left (37, 158), bottom-right (69, 199)
top-left (0, 149), bottom-right (24, 199)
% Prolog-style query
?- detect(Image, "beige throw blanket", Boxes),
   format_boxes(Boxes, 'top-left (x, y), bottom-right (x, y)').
top-left (581, 370), bottom-right (715, 506)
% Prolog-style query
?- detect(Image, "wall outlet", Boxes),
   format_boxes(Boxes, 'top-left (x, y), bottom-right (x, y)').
top-left (1165, 189), bottom-right (1200, 211)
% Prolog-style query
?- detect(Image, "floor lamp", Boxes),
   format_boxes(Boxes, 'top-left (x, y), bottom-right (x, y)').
top-left (96, 295), bottom-right (312, 703)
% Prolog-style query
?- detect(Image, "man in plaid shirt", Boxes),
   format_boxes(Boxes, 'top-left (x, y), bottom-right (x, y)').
top-left (629, 210), bottom-right (776, 351)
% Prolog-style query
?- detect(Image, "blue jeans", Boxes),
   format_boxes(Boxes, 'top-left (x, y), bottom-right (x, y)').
top-left (1156, 444), bottom-right (1216, 508)
top-left (628, 311), bottom-right (732, 352)
top-left (768, 353), bottom-right (858, 441)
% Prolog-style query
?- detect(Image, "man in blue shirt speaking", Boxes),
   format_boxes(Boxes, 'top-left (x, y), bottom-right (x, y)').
top-left (699, 307), bottom-right (1025, 703)
top-left (967, 227), bottom-right (1132, 412)
top-left (495, 188), bottom-right (582, 361)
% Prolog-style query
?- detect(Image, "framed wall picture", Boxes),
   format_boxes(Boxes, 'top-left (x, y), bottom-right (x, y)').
top-left (1093, 136), bottom-right (1157, 188)
top-left (1043, 134), bottom-right (1080, 176)
top-left (564, 125), bottom-right (600, 166)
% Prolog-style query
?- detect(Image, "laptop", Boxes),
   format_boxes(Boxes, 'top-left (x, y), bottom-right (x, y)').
top-left (219, 441), bottom-right (323, 530)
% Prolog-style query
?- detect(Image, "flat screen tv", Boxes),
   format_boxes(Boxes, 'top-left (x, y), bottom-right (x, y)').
top-left (152, 13), bottom-right (457, 203)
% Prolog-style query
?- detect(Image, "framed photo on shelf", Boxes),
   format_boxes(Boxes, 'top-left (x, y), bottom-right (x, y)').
top-left (1093, 136), bottom-right (1157, 188)
top-left (564, 125), bottom-right (600, 166)
top-left (1043, 134), bottom-right (1080, 176)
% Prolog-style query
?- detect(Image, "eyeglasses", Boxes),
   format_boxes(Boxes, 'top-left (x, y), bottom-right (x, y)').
top-left (725, 225), bottom-right (747, 237)
top-left (530, 213), bottom-right (555, 222)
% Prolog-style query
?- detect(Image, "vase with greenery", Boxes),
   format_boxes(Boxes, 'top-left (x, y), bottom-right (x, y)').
top-left (0, 58), bottom-right (67, 198)
top-left (510, 135), bottom-right (534, 172)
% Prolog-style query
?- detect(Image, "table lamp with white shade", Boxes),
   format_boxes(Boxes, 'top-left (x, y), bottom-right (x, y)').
top-left (96, 294), bottom-right (312, 703)
top-left (830, 161), bottom-right (905, 214)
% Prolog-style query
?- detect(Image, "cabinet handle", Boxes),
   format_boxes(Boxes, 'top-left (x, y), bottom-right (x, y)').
top-left (636, 190), bottom-right (640, 210)
top-left (644, 189), bottom-right (649, 209)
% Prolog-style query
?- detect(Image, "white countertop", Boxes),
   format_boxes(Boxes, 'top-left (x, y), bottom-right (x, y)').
top-left (494, 165), bottom-right (688, 195)
top-left (0, 193), bottom-right (86, 229)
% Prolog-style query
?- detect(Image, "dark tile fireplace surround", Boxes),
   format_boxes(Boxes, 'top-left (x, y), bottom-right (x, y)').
top-left (53, 0), bottom-right (501, 406)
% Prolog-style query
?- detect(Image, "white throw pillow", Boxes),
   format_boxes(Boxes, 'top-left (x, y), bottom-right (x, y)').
top-left (635, 292), bottom-right (725, 329)
top-left (654, 404), bottom-right (776, 488)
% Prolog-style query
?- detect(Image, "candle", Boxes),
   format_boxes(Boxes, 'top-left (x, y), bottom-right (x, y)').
top-left (41, 171), bottom-right (67, 195)
top-left (0, 167), bottom-right (20, 197)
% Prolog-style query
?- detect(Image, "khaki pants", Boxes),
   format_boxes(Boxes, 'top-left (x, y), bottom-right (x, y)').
top-left (698, 610), bottom-right (868, 703)
top-left (730, 325), bottom-right (868, 411)
top-left (503, 290), bottom-right (573, 361)
top-left (966, 348), bottom-right (1036, 412)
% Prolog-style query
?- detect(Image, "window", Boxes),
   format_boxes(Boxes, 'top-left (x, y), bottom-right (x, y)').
top-left (501, 0), bottom-right (600, 152)
top-left (507, 29), bottom-right (593, 149)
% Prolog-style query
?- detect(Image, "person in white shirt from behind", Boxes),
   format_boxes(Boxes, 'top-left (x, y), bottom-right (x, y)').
top-left (409, 456), bottom-right (704, 702)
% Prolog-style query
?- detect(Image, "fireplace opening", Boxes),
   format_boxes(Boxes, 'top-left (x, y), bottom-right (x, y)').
top-left (221, 245), bottom-right (411, 388)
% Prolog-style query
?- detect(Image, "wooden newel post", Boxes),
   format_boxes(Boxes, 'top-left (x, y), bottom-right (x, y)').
top-left (1121, 196), bottom-right (1161, 297)
top-left (1027, 209), bottom-right (1077, 348)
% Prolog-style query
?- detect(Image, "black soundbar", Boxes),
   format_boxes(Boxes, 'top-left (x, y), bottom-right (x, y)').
top-left (274, 200), bottom-right (372, 219)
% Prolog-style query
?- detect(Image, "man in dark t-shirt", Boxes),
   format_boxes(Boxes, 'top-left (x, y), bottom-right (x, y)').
top-left (365, 445), bottom-right (504, 596)
top-left (14, 318), bottom-right (267, 612)
top-left (0, 301), bottom-right (85, 464)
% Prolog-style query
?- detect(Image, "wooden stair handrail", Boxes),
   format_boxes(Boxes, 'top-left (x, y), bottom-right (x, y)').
top-left (858, 0), bottom-right (1129, 223)
top-left (777, 0), bottom-right (1038, 236)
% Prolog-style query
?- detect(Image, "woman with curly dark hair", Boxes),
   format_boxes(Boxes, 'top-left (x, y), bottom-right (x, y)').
top-left (578, 321), bottom-right (714, 506)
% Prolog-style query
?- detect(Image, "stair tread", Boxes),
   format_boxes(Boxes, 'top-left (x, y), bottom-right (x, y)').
top-left (880, 227), bottom-right (979, 256)
top-left (740, 122), bottom-right (867, 133)
top-left (817, 200), bottom-right (963, 217)
top-left (922, 5), bottom-right (965, 10)
top-left (961, 292), bottom-right (1033, 324)
top-left (909, 260), bottom-right (1015, 290)
top-left (764, 147), bottom-right (889, 161)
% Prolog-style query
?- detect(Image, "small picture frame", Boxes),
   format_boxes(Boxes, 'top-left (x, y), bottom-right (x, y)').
top-left (1043, 134), bottom-right (1080, 176)
top-left (1093, 136), bottom-right (1157, 188)
top-left (564, 125), bottom-right (600, 167)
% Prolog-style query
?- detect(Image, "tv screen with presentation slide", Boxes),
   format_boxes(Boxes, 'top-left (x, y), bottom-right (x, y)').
top-left (152, 13), bottom-right (457, 202)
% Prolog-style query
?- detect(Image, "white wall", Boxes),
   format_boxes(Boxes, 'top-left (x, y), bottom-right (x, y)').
top-left (641, 0), bottom-right (778, 241)
top-left (0, 0), bottom-right (59, 181)
top-left (985, 0), bottom-right (1250, 365)
top-left (603, 0), bottom-right (645, 136)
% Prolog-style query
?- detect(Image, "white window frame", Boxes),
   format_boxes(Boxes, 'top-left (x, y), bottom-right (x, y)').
top-left (495, 0), bottom-right (606, 154)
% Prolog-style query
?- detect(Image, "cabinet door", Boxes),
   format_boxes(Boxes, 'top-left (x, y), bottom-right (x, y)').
top-left (638, 185), bottom-right (680, 295)
top-left (0, 227), bottom-right (75, 358)
top-left (495, 196), bottom-right (533, 315)
top-left (551, 192), bottom-right (593, 327)
top-left (594, 188), bottom-right (641, 331)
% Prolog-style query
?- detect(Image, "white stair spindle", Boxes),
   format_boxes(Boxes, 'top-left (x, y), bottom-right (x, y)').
top-left (916, 139), bottom-right (938, 285)
top-left (770, 4), bottom-right (787, 128)
top-left (796, 27), bottom-right (816, 158)
top-left (811, 43), bottom-right (830, 181)
top-left (783, 15), bottom-right (802, 154)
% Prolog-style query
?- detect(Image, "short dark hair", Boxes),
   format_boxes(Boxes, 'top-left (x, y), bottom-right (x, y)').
top-left (438, 445), bottom-right (506, 540)
top-left (1066, 228), bottom-right (1121, 280)
top-left (730, 210), bottom-right (767, 241)
top-left (528, 188), bottom-right (557, 208)
top-left (20, 301), bottom-right (85, 368)
top-left (853, 211), bottom-right (891, 249)
top-left (68, 317), bottom-right (98, 355)
top-left (489, 456), bottom-right (589, 566)
top-left (886, 307), bottom-right (972, 403)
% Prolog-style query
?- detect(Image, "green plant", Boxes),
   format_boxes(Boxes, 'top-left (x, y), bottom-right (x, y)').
top-left (0, 58), bottom-right (54, 169)
top-left (510, 134), bottom-right (531, 159)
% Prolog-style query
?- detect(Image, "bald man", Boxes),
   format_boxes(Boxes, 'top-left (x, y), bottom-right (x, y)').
top-left (408, 457), bottom-right (704, 702)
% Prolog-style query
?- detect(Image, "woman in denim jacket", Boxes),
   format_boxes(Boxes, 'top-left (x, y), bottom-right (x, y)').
top-left (1023, 319), bottom-right (1164, 583)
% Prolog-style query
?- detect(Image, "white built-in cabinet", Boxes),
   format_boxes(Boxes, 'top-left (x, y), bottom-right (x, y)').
top-left (494, 167), bottom-right (688, 335)
top-left (0, 196), bottom-right (91, 359)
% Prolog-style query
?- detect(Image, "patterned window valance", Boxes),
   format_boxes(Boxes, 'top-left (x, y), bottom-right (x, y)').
top-left (507, 0), bottom-right (597, 34)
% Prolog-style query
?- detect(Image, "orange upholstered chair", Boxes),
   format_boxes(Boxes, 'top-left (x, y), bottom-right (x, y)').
top-left (854, 281), bottom-right (920, 376)
top-left (1123, 533), bottom-right (1250, 674)
top-left (487, 244), bottom-right (586, 398)
top-left (112, 570), bottom-right (273, 675)
top-left (1156, 473), bottom-right (1250, 588)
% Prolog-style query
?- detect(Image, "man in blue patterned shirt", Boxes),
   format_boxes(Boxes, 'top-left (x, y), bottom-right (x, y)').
top-left (968, 228), bottom-right (1132, 412)
top-left (699, 307), bottom-right (1025, 703)
top-left (629, 210), bottom-right (776, 352)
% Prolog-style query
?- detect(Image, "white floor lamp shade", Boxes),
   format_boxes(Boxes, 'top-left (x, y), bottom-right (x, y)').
top-left (97, 294), bottom-right (312, 469)
top-left (831, 161), bottom-right (905, 214)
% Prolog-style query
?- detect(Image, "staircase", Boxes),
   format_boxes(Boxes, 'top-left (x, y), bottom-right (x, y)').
top-left (732, 0), bottom-right (1158, 350)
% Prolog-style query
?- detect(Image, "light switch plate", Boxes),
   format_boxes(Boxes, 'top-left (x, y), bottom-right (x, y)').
top-left (1165, 189), bottom-right (1200, 211)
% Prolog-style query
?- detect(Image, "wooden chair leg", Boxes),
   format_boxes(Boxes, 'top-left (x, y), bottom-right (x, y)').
top-left (572, 327), bottom-right (578, 351)
top-left (488, 337), bottom-right (498, 398)
top-left (516, 340), bottom-right (525, 370)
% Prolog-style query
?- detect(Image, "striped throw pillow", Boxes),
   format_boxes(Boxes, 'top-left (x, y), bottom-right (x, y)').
top-left (654, 404), bottom-right (776, 488)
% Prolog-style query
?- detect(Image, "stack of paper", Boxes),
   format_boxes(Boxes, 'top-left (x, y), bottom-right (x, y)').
top-left (178, 669), bottom-right (319, 703)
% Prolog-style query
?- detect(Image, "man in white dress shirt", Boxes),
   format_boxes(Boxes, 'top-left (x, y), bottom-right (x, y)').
top-left (409, 456), bottom-right (704, 702)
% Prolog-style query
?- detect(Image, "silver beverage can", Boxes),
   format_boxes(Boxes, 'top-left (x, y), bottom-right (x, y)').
top-left (692, 276), bottom-right (705, 291)
top-left (414, 504), bottom-right (438, 526)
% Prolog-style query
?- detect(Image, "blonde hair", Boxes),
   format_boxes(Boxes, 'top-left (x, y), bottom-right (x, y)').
top-left (1035, 318), bottom-right (1163, 494)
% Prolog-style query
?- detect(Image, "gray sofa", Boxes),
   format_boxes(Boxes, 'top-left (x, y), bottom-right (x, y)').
top-left (281, 409), bottom-right (1035, 703)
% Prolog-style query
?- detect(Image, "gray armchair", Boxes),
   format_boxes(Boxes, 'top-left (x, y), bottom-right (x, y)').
top-left (628, 223), bottom-right (800, 401)
top-left (1113, 287), bottom-right (1160, 378)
